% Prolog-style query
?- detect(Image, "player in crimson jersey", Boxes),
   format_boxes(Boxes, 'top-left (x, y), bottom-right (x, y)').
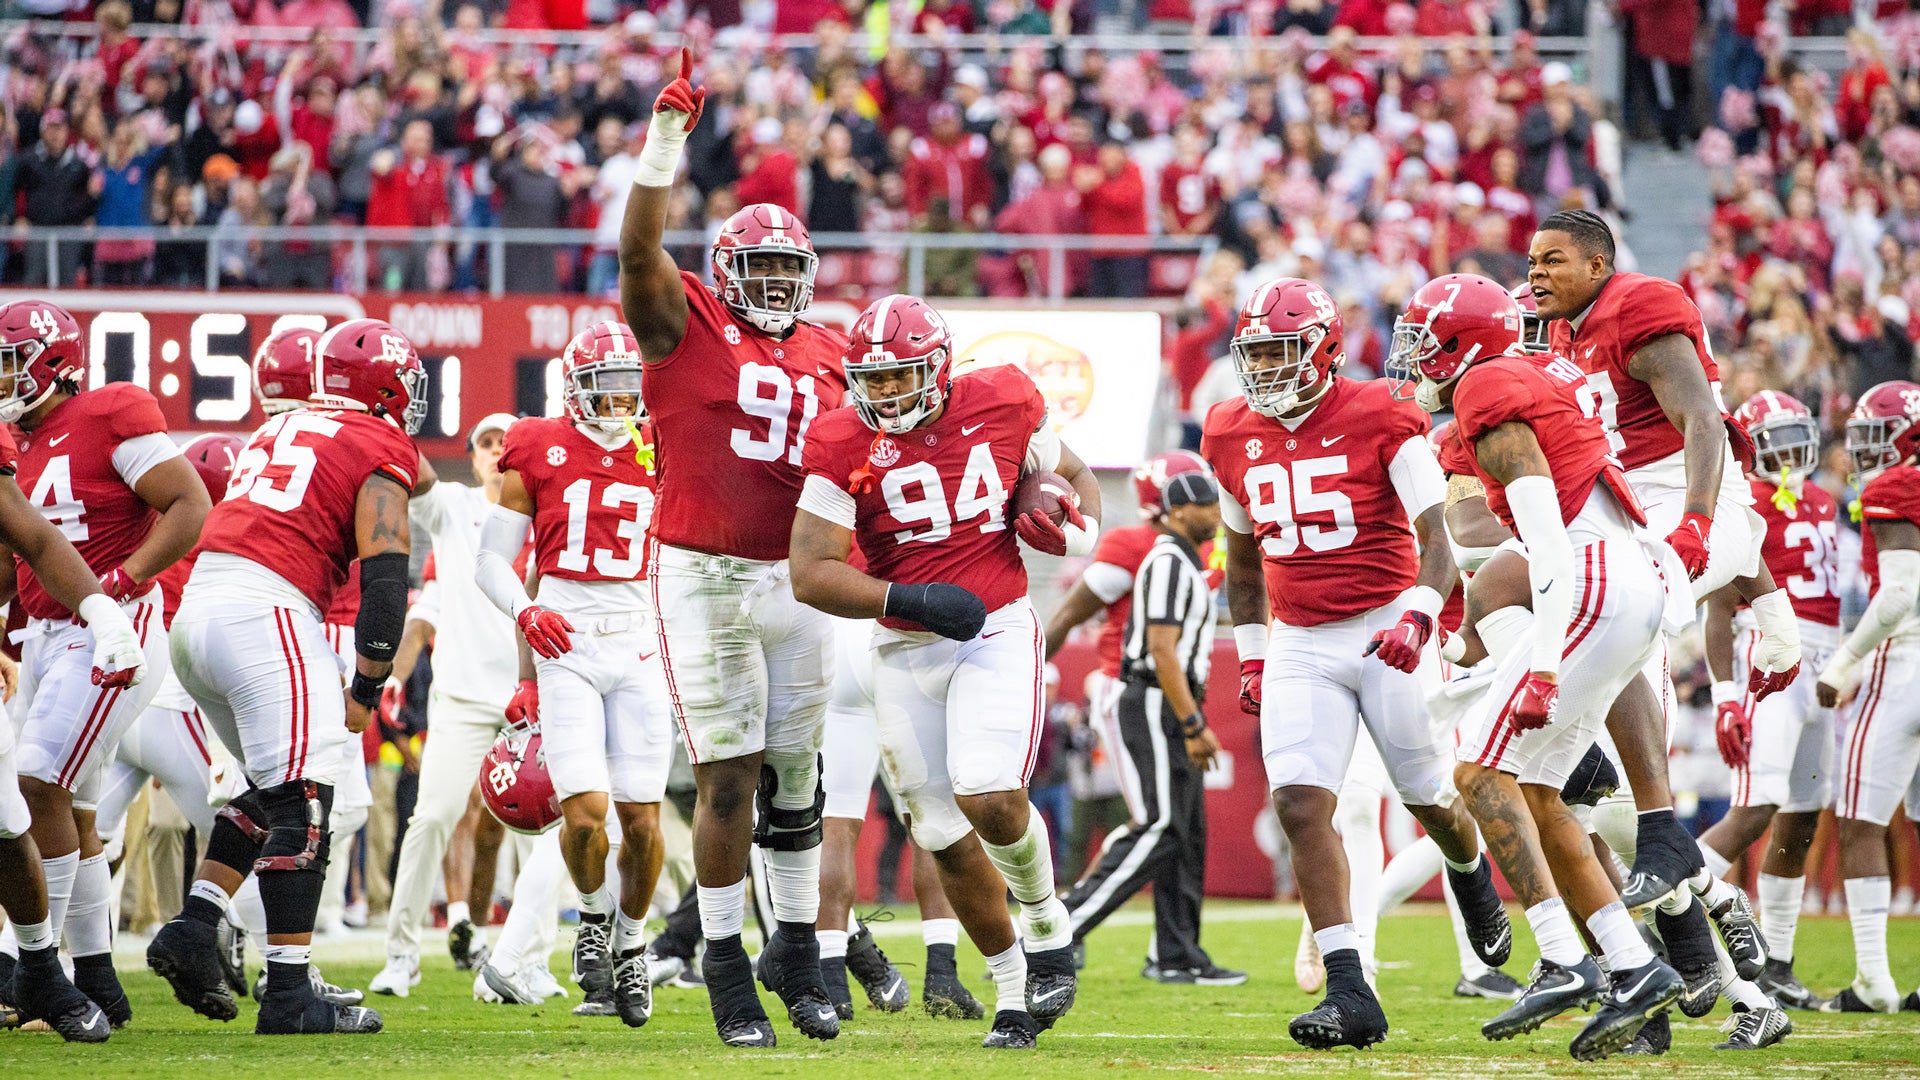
top-left (1697, 391), bottom-right (1840, 1011)
top-left (791, 294), bottom-right (1103, 1049)
top-left (1814, 381), bottom-right (1920, 1014)
top-left (1530, 210), bottom-right (1802, 909)
top-left (145, 317), bottom-right (423, 1036)
top-left (475, 320), bottom-right (674, 1028)
top-left (618, 50), bottom-right (850, 1046)
top-left (1394, 273), bottom-right (1685, 1060)
top-left (0, 299), bottom-right (207, 1031)
top-left (1201, 277), bottom-right (1507, 1051)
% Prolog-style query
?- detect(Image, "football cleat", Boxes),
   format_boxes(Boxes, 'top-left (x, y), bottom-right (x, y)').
top-left (0, 951), bottom-right (15, 998)
top-left (757, 929), bottom-right (840, 1040)
top-left (1654, 901), bottom-right (1723, 1018)
top-left (475, 966), bottom-right (520, 1005)
top-left (1904, 990), bottom-right (1920, 1012)
top-left (1148, 961), bottom-right (1249, 986)
top-left (12, 954), bottom-right (111, 1043)
top-left (1482, 956), bottom-right (1606, 1041)
top-left (645, 950), bottom-right (688, 988)
top-left (1619, 1011), bottom-right (1670, 1055)
top-left (367, 954), bottom-right (421, 998)
top-left (147, 917), bottom-right (240, 1021)
top-left (72, 956), bottom-right (132, 1029)
top-left (254, 966), bottom-right (364, 1006)
top-left (255, 987), bottom-right (383, 1035)
top-left (612, 949), bottom-right (653, 1028)
top-left (981, 1009), bottom-right (1040, 1049)
top-left (820, 955), bottom-right (854, 1020)
top-left (705, 939), bottom-right (774, 1047)
top-left (1454, 970), bottom-right (1525, 1000)
top-left (1755, 958), bottom-right (1827, 1011)
top-left (924, 964), bottom-right (985, 1020)
top-left (846, 921), bottom-right (909, 1012)
top-left (1707, 890), bottom-right (1767, 980)
top-left (572, 986), bottom-right (618, 1016)
top-left (1445, 857), bottom-right (1513, 968)
top-left (1620, 820), bottom-right (1705, 912)
top-left (572, 914), bottom-right (614, 997)
top-left (215, 915), bottom-right (249, 996)
top-left (449, 918), bottom-right (483, 971)
top-left (1715, 1003), bottom-right (1791, 1050)
top-left (1569, 959), bottom-right (1682, 1062)
top-left (1288, 986), bottom-right (1388, 1050)
top-left (1024, 946), bottom-right (1078, 1030)
top-left (718, 1016), bottom-right (777, 1047)
top-left (1823, 980), bottom-right (1901, 1013)
top-left (522, 963), bottom-right (569, 1000)
top-left (1295, 919), bottom-right (1325, 993)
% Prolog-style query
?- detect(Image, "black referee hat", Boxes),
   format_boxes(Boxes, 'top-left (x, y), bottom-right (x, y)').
top-left (1162, 472), bottom-right (1218, 509)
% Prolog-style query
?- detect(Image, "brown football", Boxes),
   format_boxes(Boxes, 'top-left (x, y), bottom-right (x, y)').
top-left (1012, 469), bottom-right (1076, 527)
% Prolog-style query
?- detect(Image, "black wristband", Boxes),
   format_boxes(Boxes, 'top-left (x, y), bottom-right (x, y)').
top-left (1180, 711), bottom-right (1208, 738)
top-left (349, 672), bottom-right (384, 708)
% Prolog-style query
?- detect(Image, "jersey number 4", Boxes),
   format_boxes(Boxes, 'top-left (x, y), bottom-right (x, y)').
top-left (1243, 458), bottom-right (1357, 556)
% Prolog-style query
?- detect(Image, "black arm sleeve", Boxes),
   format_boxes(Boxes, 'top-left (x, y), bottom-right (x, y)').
top-left (355, 551), bottom-right (410, 663)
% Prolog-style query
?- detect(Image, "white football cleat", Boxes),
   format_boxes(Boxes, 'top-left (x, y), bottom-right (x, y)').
top-left (368, 955), bottom-right (421, 998)
top-left (522, 963), bottom-right (568, 1000)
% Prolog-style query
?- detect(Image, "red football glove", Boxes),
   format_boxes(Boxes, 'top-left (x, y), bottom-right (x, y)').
top-left (1013, 497), bottom-right (1085, 556)
top-left (517, 606), bottom-right (575, 658)
top-left (505, 678), bottom-right (540, 729)
top-left (98, 567), bottom-right (141, 603)
top-left (1239, 659), bottom-right (1264, 716)
top-left (1665, 512), bottom-right (1713, 580)
top-left (377, 678), bottom-right (404, 727)
top-left (91, 664), bottom-right (137, 689)
top-left (1748, 661), bottom-right (1800, 702)
top-left (1714, 699), bottom-right (1752, 769)
top-left (1510, 673), bottom-right (1560, 732)
top-left (1366, 610), bottom-right (1433, 674)
top-left (653, 49), bottom-right (707, 133)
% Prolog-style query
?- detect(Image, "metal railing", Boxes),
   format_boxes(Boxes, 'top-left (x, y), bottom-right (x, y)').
top-left (5, 225), bottom-right (1218, 300)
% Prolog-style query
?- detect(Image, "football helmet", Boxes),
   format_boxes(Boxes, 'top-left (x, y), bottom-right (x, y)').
top-left (252, 325), bottom-right (322, 415)
top-left (1510, 282), bottom-right (1550, 354)
top-left (182, 433), bottom-right (247, 505)
top-left (561, 320), bottom-right (646, 434)
top-left (844, 293), bottom-right (952, 433)
top-left (0, 299), bottom-right (84, 423)
top-left (1845, 380), bottom-right (1920, 484)
top-left (1230, 277), bottom-right (1344, 418)
top-left (1389, 273), bottom-right (1524, 412)
top-left (711, 203), bottom-right (818, 335)
top-left (1734, 390), bottom-right (1821, 481)
top-left (312, 318), bottom-right (428, 435)
top-left (480, 728), bottom-right (561, 835)
top-left (1132, 449), bottom-right (1212, 518)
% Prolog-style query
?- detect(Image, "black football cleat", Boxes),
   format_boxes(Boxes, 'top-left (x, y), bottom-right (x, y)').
top-left (255, 986), bottom-right (383, 1035)
top-left (72, 955), bottom-right (132, 1029)
top-left (1620, 816), bottom-right (1704, 912)
top-left (1904, 990), bottom-right (1920, 1013)
top-left (1654, 901), bottom-right (1723, 1018)
top-left (1823, 985), bottom-right (1901, 1013)
top-left (846, 921), bottom-right (909, 1012)
top-left (756, 928), bottom-right (840, 1040)
top-left (253, 965), bottom-right (365, 1006)
top-left (1445, 858), bottom-right (1513, 968)
top-left (1454, 969), bottom-right (1525, 1000)
top-left (1482, 956), bottom-right (1606, 1041)
top-left (612, 948), bottom-right (653, 1028)
top-left (215, 915), bottom-right (249, 996)
top-left (449, 918), bottom-right (482, 971)
top-left (1756, 958), bottom-right (1827, 1011)
top-left (924, 945), bottom-right (985, 1020)
top-left (1570, 958), bottom-right (1682, 1062)
top-left (12, 953), bottom-right (111, 1043)
top-left (147, 916), bottom-right (240, 1021)
top-left (704, 938), bottom-right (775, 1047)
top-left (1024, 946), bottom-right (1078, 1031)
top-left (0, 951), bottom-right (15, 998)
top-left (1620, 1010), bottom-right (1670, 1055)
top-left (1149, 961), bottom-right (1250, 986)
top-left (1706, 889), bottom-right (1767, 980)
top-left (820, 955), bottom-right (855, 1020)
top-left (1288, 986), bottom-right (1388, 1050)
top-left (1715, 1003), bottom-right (1791, 1050)
top-left (572, 914), bottom-right (614, 997)
top-left (571, 986), bottom-right (618, 1016)
top-left (981, 1009), bottom-right (1040, 1049)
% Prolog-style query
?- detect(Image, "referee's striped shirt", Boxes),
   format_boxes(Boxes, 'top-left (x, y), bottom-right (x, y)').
top-left (1121, 530), bottom-right (1216, 693)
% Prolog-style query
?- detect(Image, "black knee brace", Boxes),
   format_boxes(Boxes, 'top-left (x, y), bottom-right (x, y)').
top-left (752, 757), bottom-right (824, 852)
top-left (1559, 743), bottom-right (1621, 808)
top-left (206, 788), bottom-right (271, 876)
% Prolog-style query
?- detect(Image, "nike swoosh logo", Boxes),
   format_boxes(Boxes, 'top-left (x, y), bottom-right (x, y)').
top-left (1612, 971), bottom-right (1658, 1002)
top-left (962, 422), bottom-right (985, 436)
top-left (1321, 435), bottom-right (1345, 447)
top-left (78, 1012), bottom-right (103, 1032)
top-left (981, 631), bottom-right (1003, 639)
top-left (49, 433), bottom-right (70, 447)
top-left (1537, 582), bottom-right (1553, 594)
top-left (1032, 986), bottom-right (1071, 1004)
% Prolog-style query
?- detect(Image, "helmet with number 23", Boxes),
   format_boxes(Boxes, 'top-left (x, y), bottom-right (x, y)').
top-left (1231, 278), bottom-right (1344, 418)
top-left (312, 318), bottom-right (429, 435)
top-left (0, 299), bottom-right (85, 423)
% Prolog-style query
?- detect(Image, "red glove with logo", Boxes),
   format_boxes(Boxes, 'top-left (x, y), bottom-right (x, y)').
top-left (1366, 610), bottom-right (1433, 673)
top-left (1239, 659), bottom-right (1264, 715)
top-left (377, 678), bottom-right (404, 727)
top-left (517, 606), bottom-right (575, 658)
top-left (1510, 673), bottom-right (1560, 732)
top-left (1013, 497), bottom-right (1086, 557)
top-left (1665, 512), bottom-right (1713, 580)
top-left (505, 678), bottom-right (540, 729)
top-left (1714, 699), bottom-right (1752, 769)
top-left (98, 567), bottom-right (142, 603)
top-left (653, 49), bottom-right (707, 133)
top-left (1748, 661), bottom-right (1800, 702)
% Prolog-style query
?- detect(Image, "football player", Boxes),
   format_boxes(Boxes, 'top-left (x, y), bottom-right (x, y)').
top-left (1201, 277), bottom-right (1508, 1051)
top-left (1814, 381), bottom-right (1920, 1014)
top-left (1697, 391), bottom-right (1839, 1010)
top-left (791, 293), bottom-right (1101, 1049)
top-left (1395, 273), bottom-right (1685, 1060)
top-left (1530, 210), bottom-right (1801, 915)
top-left (0, 299), bottom-right (208, 1029)
top-left (474, 320), bottom-right (673, 1028)
top-left (145, 317), bottom-right (424, 1036)
top-left (618, 50), bottom-right (851, 1046)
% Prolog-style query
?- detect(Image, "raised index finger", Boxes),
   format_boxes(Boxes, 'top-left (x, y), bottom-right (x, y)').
top-left (680, 47), bottom-right (693, 83)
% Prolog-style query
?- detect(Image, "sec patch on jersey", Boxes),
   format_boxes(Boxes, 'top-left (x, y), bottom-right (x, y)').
top-left (1012, 469), bottom-right (1075, 527)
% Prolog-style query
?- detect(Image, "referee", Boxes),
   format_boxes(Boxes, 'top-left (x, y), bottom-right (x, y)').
top-left (1061, 472), bottom-right (1245, 985)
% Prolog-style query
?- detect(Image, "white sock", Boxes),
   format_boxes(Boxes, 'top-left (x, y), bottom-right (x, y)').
top-left (1726, 976), bottom-right (1771, 1010)
top-left (1378, 835), bottom-right (1443, 917)
top-left (1689, 870), bottom-right (1740, 909)
top-left (447, 900), bottom-right (471, 927)
top-left (818, 929), bottom-right (849, 960)
top-left (981, 813), bottom-right (1071, 951)
top-left (614, 909), bottom-right (646, 954)
top-left (63, 852), bottom-right (113, 957)
top-left (1657, 886), bottom-right (1696, 916)
top-left (1757, 873), bottom-right (1804, 962)
top-left (1313, 922), bottom-right (1362, 958)
top-left (1526, 897), bottom-right (1585, 966)
top-left (14, 919), bottom-right (54, 953)
top-left (923, 918), bottom-right (961, 948)
top-left (762, 847), bottom-right (822, 924)
top-left (1697, 842), bottom-right (1732, 881)
top-left (697, 878), bottom-right (748, 941)
top-left (1588, 901), bottom-right (1655, 969)
top-left (577, 884), bottom-right (612, 918)
top-left (40, 851), bottom-right (78, 951)
top-left (983, 942), bottom-right (1028, 1014)
top-left (1443, 877), bottom-right (1489, 978)
top-left (1845, 875), bottom-right (1893, 986)
top-left (263, 942), bottom-right (311, 967)
top-left (234, 876), bottom-right (269, 938)
top-left (1336, 788), bottom-right (1383, 969)
top-left (190, 878), bottom-right (232, 912)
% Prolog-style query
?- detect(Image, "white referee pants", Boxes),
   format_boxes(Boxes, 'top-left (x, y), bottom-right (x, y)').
top-left (383, 693), bottom-right (505, 960)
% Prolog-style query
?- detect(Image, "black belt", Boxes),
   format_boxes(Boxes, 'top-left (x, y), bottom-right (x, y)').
top-left (1119, 666), bottom-right (1204, 704)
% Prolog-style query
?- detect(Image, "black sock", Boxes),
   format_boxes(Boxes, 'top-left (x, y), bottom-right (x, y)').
top-left (182, 894), bottom-right (226, 929)
top-left (266, 960), bottom-right (308, 994)
top-left (1636, 808), bottom-right (1679, 844)
top-left (1322, 948), bottom-right (1367, 991)
top-left (706, 933), bottom-right (748, 964)
top-left (72, 953), bottom-right (114, 977)
top-left (17, 944), bottom-right (61, 970)
top-left (926, 942), bottom-right (957, 975)
top-left (776, 920), bottom-right (816, 943)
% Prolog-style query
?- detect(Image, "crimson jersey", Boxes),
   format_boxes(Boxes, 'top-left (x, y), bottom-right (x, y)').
top-left (641, 270), bottom-right (850, 562)
top-left (1552, 272), bottom-right (1720, 470)
top-left (1201, 378), bottom-right (1430, 627)
top-left (1452, 353), bottom-right (1643, 530)
top-left (13, 384), bottom-right (171, 620)
top-left (1159, 162), bottom-right (1220, 232)
top-left (1748, 478), bottom-right (1841, 627)
top-left (1856, 467), bottom-right (1920, 599)
top-left (326, 562), bottom-right (361, 627)
top-left (499, 417), bottom-right (657, 584)
top-left (198, 409), bottom-right (418, 612)
top-left (803, 365), bottom-right (1046, 631)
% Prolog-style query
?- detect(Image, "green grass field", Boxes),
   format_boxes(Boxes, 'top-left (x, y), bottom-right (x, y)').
top-left (6, 902), bottom-right (1919, 1078)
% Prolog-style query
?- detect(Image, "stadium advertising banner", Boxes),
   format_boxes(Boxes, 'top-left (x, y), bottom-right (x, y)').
top-left (0, 292), bottom-right (1160, 467)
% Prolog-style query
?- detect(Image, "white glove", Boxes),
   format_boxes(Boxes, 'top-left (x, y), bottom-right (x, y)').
top-left (80, 593), bottom-right (146, 689)
top-left (1748, 590), bottom-right (1803, 679)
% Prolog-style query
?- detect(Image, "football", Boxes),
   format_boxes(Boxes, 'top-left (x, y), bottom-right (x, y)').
top-left (1012, 469), bottom-right (1077, 526)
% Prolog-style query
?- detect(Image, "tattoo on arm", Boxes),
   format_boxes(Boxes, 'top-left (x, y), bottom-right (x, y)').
top-left (1472, 422), bottom-right (1552, 488)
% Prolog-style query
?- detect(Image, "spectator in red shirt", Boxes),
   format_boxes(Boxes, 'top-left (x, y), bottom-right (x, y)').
top-left (991, 143), bottom-right (1086, 297)
top-left (903, 104), bottom-right (992, 229)
top-left (230, 96), bottom-right (283, 181)
top-left (94, 1), bottom-right (142, 99)
top-left (1483, 147), bottom-right (1536, 252)
top-left (1159, 126), bottom-right (1221, 236)
top-left (735, 116), bottom-right (802, 219)
top-left (1835, 30), bottom-right (1891, 145)
top-left (1414, 0), bottom-right (1485, 38)
top-left (366, 119), bottom-right (450, 290)
top-left (1332, 0), bottom-right (1392, 36)
top-left (1078, 139), bottom-right (1149, 298)
top-left (1305, 27), bottom-right (1379, 114)
top-left (916, 0), bottom-right (977, 33)
top-left (1495, 30), bottom-right (1545, 109)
